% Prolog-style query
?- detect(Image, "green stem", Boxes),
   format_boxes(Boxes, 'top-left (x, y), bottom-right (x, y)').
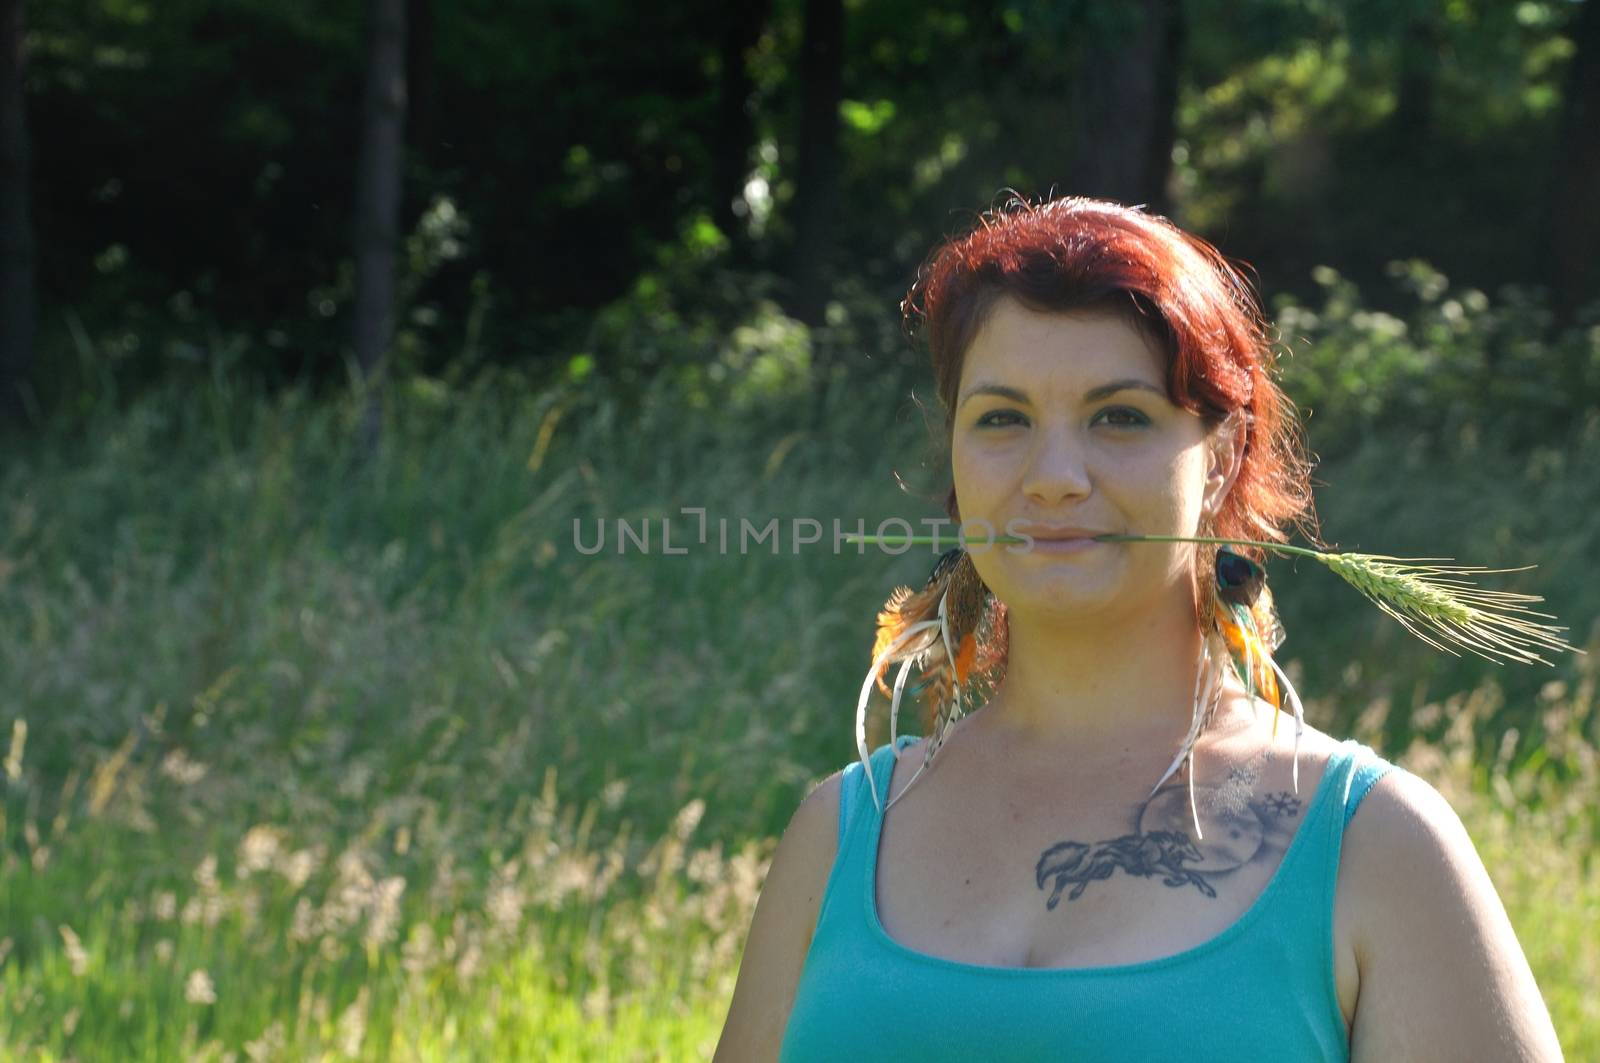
top-left (1094, 534), bottom-right (1328, 562)
top-left (841, 531), bottom-right (1330, 562)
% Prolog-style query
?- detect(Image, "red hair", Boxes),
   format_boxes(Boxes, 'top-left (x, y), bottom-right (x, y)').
top-left (902, 194), bottom-right (1325, 677)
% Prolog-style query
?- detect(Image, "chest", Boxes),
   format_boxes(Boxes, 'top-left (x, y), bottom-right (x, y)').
top-left (871, 772), bottom-right (1315, 971)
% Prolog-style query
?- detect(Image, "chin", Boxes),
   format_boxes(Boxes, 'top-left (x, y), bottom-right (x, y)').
top-left (1000, 573), bottom-right (1120, 614)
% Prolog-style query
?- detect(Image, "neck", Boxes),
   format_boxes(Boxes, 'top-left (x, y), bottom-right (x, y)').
top-left (971, 587), bottom-right (1224, 758)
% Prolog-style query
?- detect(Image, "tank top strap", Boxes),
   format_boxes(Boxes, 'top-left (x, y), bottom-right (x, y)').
top-left (820, 735), bottom-right (918, 928)
top-left (838, 734), bottom-right (918, 837)
top-left (1297, 739), bottom-right (1399, 1019)
top-left (1318, 737), bottom-right (1400, 930)
top-left (1210, 738), bottom-right (1396, 1027)
top-left (1340, 742), bottom-right (1397, 828)
top-left (1295, 737), bottom-right (1398, 882)
top-left (1318, 737), bottom-right (1394, 848)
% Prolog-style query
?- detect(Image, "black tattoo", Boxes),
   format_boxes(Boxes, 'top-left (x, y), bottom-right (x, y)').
top-left (1035, 831), bottom-right (1217, 909)
top-left (1262, 791), bottom-right (1301, 817)
top-left (1032, 770), bottom-right (1304, 910)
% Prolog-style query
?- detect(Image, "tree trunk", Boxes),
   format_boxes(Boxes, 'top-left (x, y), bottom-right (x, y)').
top-left (0, 0), bottom-right (33, 425)
top-left (1549, 0), bottom-right (1600, 325)
top-left (712, 0), bottom-right (771, 249)
top-left (352, 0), bottom-right (407, 457)
top-left (1064, 0), bottom-right (1184, 213)
top-left (789, 0), bottom-right (843, 328)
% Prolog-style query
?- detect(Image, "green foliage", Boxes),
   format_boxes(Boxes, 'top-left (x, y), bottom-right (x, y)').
top-left (14, 0), bottom-right (1593, 414)
top-left (1175, 0), bottom-right (1576, 293)
top-left (1273, 259), bottom-right (1600, 453)
top-left (1, 315), bottom-right (1597, 1055)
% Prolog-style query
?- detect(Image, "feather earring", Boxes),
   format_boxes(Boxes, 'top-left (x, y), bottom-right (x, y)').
top-left (1148, 543), bottom-right (1307, 840)
top-left (1148, 625), bottom-right (1228, 840)
top-left (1214, 546), bottom-right (1305, 791)
top-left (855, 547), bottom-right (986, 813)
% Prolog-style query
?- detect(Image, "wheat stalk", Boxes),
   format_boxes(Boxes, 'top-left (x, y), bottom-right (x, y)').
top-left (1309, 550), bottom-right (1574, 665)
top-left (842, 531), bottom-right (1584, 667)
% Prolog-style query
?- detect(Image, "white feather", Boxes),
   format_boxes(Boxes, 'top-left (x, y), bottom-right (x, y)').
top-left (888, 655), bottom-right (917, 748)
top-left (1261, 652), bottom-right (1306, 793)
top-left (856, 616), bottom-right (942, 813)
top-left (884, 591), bottom-right (960, 815)
top-left (1151, 632), bottom-right (1220, 798)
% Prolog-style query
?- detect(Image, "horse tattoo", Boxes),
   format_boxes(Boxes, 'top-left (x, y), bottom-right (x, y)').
top-left (1034, 830), bottom-right (1218, 909)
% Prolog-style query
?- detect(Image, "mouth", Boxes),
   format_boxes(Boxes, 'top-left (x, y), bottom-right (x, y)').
top-left (1002, 524), bottom-right (1116, 556)
top-left (1013, 525), bottom-right (1112, 541)
top-left (1023, 536), bottom-right (1104, 554)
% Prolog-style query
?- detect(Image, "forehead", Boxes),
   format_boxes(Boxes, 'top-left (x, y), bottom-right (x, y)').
top-left (959, 297), bottom-right (1168, 396)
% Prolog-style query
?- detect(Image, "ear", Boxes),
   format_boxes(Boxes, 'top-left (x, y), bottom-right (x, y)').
top-left (1203, 409), bottom-right (1248, 517)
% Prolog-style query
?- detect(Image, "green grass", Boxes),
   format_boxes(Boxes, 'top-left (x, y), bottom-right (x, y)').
top-left (1, 348), bottom-right (1596, 1059)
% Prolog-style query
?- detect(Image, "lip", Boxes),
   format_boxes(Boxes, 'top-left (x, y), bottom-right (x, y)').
top-left (1012, 524), bottom-right (1111, 541)
top-left (1023, 537), bottom-right (1103, 554)
top-left (1008, 525), bottom-right (1113, 555)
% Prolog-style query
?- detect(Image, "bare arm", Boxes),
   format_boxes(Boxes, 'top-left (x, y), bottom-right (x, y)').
top-left (713, 771), bottom-right (843, 1063)
top-left (1344, 770), bottom-right (1564, 1062)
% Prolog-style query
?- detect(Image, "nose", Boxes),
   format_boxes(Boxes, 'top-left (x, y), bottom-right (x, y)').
top-left (1021, 420), bottom-right (1092, 507)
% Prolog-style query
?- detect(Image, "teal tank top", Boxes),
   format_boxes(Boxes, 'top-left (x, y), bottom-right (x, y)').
top-left (780, 733), bottom-right (1398, 1062)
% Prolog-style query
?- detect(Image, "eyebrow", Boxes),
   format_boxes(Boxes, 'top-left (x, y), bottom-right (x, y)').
top-left (957, 379), bottom-right (1168, 409)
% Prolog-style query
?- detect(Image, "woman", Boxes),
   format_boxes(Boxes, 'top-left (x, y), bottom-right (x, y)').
top-left (714, 196), bottom-right (1563, 1062)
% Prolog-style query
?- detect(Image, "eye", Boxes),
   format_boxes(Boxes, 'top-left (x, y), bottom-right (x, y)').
top-left (1094, 406), bottom-right (1149, 428)
top-left (976, 407), bottom-right (1149, 429)
top-left (975, 409), bottom-right (1027, 428)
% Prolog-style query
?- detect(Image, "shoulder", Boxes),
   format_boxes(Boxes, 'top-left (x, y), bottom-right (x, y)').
top-left (1339, 766), bottom-right (1490, 940)
top-left (1340, 766), bottom-right (1478, 897)
top-left (712, 767), bottom-right (849, 1060)
top-left (762, 766), bottom-right (849, 930)
top-left (786, 768), bottom-right (848, 872)
top-left (770, 768), bottom-right (849, 927)
top-left (1338, 766), bottom-right (1564, 1059)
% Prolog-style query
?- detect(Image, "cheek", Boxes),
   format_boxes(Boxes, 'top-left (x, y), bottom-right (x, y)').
top-left (1152, 448), bottom-right (1208, 516)
top-left (950, 443), bottom-right (995, 513)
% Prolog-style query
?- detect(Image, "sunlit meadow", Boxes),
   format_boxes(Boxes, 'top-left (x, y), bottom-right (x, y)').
top-left (3, 287), bottom-right (1598, 1059)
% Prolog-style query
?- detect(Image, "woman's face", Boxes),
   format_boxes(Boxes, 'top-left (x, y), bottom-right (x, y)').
top-left (951, 295), bottom-right (1234, 624)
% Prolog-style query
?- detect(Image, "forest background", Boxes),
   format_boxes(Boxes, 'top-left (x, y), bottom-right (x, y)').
top-left (1, 0), bottom-right (1598, 1058)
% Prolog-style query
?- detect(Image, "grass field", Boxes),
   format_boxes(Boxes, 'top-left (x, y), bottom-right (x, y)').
top-left (2, 362), bottom-right (1596, 1059)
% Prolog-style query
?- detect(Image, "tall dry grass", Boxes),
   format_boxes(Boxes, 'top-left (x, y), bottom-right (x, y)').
top-left (2, 333), bottom-right (1595, 1057)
